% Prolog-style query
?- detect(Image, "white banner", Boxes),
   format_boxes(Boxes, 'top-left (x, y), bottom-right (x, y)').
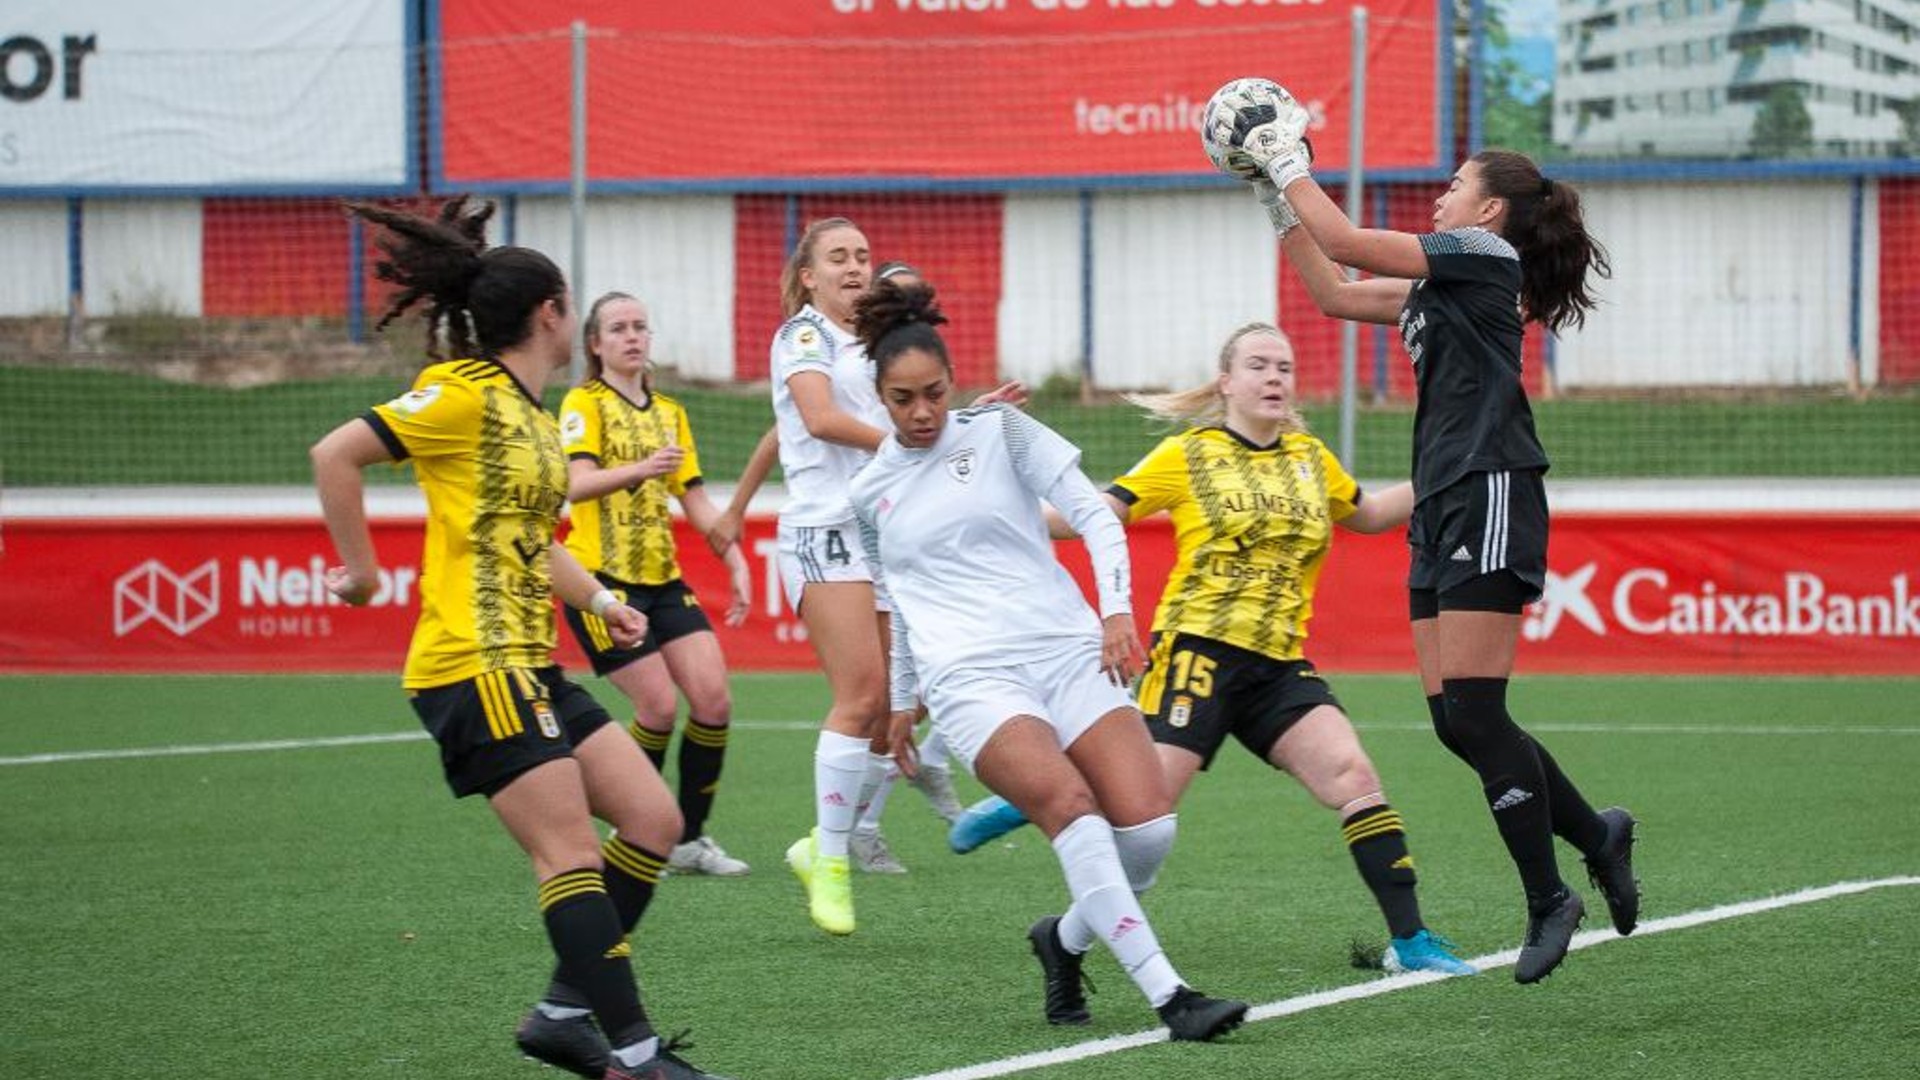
top-left (2, 0), bottom-right (409, 190)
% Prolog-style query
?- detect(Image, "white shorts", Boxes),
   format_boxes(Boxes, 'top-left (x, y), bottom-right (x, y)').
top-left (778, 518), bottom-right (889, 614)
top-left (923, 641), bottom-right (1138, 772)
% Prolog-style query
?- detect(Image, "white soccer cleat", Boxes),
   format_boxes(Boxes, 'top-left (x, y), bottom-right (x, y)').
top-left (850, 829), bottom-right (908, 874)
top-left (667, 835), bottom-right (751, 877)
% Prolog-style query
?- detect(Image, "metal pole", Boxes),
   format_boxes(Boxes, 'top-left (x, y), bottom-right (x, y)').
top-left (569, 20), bottom-right (588, 384)
top-left (1079, 189), bottom-right (1095, 402)
top-left (347, 215), bottom-right (365, 344)
top-left (1340, 7), bottom-right (1368, 468)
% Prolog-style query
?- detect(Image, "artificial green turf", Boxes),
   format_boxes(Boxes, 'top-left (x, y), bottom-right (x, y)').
top-left (5, 363), bottom-right (1916, 486)
top-left (2, 673), bottom-right (1916, 1079)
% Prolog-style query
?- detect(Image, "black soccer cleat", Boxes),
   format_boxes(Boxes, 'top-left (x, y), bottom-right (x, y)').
top-left (1514, 888), bottom-right (1585, 984)
top-left (1585, 806), bottom-right (1641, 936)
top-left (1027, 916), bottom-right (1093, 1025)
top-left (602, 1031), bottom-right (734, 1080)
top-left (1156, 986), bottom-right (1249, 1042)
top-left (516, 1009), bottom-right (610, 1078)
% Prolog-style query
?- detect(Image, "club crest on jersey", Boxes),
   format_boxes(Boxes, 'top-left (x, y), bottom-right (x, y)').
top-left (1169, 695), bottom-right (1193, 729)
top-left (945, 448), bottom-right (976, 483)
top-left (533, 700), bottom-right (561, 739)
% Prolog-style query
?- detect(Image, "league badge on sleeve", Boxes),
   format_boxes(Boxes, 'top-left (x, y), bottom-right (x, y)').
top-left (793, 323), bottom-right (824, 360)
top-left (385, 384), bottom-right (443, 415)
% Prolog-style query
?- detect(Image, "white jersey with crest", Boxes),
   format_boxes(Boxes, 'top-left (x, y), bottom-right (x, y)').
top-left (850, 404), bottom-right (1132, 710)
top-left (770, 304), bottom-right (885, 527)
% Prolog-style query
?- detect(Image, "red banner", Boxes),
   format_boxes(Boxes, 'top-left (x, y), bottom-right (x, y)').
top-left (433, 0), bottom-right (1443, 185)
top-left (3, 513), bottom-right (1914, 675)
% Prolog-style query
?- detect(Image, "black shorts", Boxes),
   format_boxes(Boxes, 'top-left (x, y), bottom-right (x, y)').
top-left (1407, 468), bottom-right (1548, 614)
top-left (409, 665), bottom-right (614, 798)
top-left (1136, 632), bottom-right (1343, 769)
top-left (562, 576), bottom-right (714, 676)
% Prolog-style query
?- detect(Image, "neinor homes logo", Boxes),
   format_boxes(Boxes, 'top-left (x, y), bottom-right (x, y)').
top-left (114, 559), bottom-right (219, 638)
top-left (113, 556), bottom-right (419, 639)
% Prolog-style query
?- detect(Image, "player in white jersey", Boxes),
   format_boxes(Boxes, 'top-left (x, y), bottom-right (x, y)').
top-left (720, 263), bottom-right (969, 840)
top-left (764, 217), bottom-right (901, 932)
top-left (846, 279), bottom-right (1249, 1041)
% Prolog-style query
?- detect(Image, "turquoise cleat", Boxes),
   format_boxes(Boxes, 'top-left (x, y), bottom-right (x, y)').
top-left (1384, 929), bottom-right (1479, 976)
top-left (947, 794), bottom-right (1030, 854)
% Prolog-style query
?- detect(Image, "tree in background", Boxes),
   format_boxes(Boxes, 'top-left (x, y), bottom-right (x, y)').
top-left (1894, 99), bottom-right (1920, 158)
top-left (1474, 0), bottom-right (1555, 159)
top-left (1750, 84), bottom-right (1814, 159)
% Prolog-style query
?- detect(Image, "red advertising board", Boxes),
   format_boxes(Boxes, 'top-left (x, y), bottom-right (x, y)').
top-left (2, 513), bottom-right (1915, 676)
top-left (432, 0), bottom-right (1444, 186)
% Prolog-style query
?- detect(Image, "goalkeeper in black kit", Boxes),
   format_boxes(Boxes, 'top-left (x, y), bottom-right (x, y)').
top-left (1203, 77), bottom-right (1641, 984)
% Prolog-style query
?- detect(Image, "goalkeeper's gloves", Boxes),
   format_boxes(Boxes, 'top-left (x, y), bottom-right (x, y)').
top-left (1263, 137), bottom-right (1314, 192)
top-left (1250, 178), bottom-right (1299, 237)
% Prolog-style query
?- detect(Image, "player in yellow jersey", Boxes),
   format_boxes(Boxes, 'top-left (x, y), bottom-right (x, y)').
top-left (1111, 323), bottom-right (1473, 976)
top-left (310, 198), bottom-right (731, 1080)
top-left (967, 324), bottom-right (1476, 989)
top-left (559, 291), bottom-right (752, 878)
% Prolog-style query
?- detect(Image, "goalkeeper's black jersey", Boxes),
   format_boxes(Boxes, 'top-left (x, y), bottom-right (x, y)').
top-left (1396, 227), bottom-right (1550, 503)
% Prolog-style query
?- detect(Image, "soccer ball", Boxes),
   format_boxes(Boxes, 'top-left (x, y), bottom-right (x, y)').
top-left (1201, 76), bottom-right (1309, 180)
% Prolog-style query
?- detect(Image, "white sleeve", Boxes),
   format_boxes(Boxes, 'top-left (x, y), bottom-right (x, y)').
top-left (855, 508), bottom-right (919, 711)
top-left (771, 314), bottom-right (836, 383)
top-left (999, 404), bottom-right (1081, 496)
top-left (1045, 468), bottom-right (1132, 620)
top-left (997, 406), bottom-right (1130, 618)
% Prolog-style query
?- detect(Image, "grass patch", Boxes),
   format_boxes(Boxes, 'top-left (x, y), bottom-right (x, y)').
top-left (1, 673), bottom-right (1916, 1078)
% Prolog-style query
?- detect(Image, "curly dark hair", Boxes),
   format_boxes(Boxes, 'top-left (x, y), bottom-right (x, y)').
top-left (851, 279), bottom-right (951, 383)
top-left (345, 196), bottom-right (566, 360)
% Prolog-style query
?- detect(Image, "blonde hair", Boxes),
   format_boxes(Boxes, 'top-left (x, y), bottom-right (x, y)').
top-left (1125, 322), bottom-right (1307, 435)
top-left (779, 217), bottom-right (860, 318)
top-left (580, 290), bottom-right (645, 388)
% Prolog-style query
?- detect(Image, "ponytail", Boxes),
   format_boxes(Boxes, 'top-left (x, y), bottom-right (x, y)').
top-left (852, 278), bottom-right (950, 383)
top-left (1126, 322), bottom-right (1307, 435)
top-left (346, 196), bottom-right (566, 360)
top-left (1470, 149), bottom-right (1611, 334)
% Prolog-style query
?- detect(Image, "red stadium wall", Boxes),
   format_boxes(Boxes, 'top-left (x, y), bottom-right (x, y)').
top-left (203, 199), bottom-right (353, 318)
top-left (202, 197), bottom-right (447, 319)
top-left (732, 194), bottom-right (1004, 386)
top-left (1879, 177), bottom-right (1920, 386)
top-left (5, 513), bottom-right (1915, 676)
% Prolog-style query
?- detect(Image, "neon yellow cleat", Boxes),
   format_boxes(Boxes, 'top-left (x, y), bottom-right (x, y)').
top-left (809, 852), bottom-right (855, 935)
top-left (785, 831), bottom-right (814, 882)
top-left (786, 829), bottom-right (855, 935)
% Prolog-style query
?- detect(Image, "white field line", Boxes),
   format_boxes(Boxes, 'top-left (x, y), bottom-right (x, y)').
top-left (898, 876), bottom-right (1920, 1080)
top-left (0, 721), bottom-right (826, 766)
top-left (1359, 722), bottom-right (1920, 737)
top-left (2, 719), bottom-right (1917, 767)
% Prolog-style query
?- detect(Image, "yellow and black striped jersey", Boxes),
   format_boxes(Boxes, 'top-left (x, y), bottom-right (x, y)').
top-left (365, 358), bottom-right (568, 689)
top-left (1109, 426), bottom-right (1359, 662)
top-left (558, 380), bottom-right (703, 586)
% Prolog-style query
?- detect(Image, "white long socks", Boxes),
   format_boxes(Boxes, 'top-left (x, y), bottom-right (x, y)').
top-left (813, 730), bottom-right (869, 858)
top-left (853, 752), bottom-right (896, 836)
top-left (1050, 814), bottom-right (1184, 1008)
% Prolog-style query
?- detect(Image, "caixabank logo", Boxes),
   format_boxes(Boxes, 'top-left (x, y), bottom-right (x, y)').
top-left (1524, 562), bottom-right (1920, 642)
top-left (112, 557), bottom-right (417, 639)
